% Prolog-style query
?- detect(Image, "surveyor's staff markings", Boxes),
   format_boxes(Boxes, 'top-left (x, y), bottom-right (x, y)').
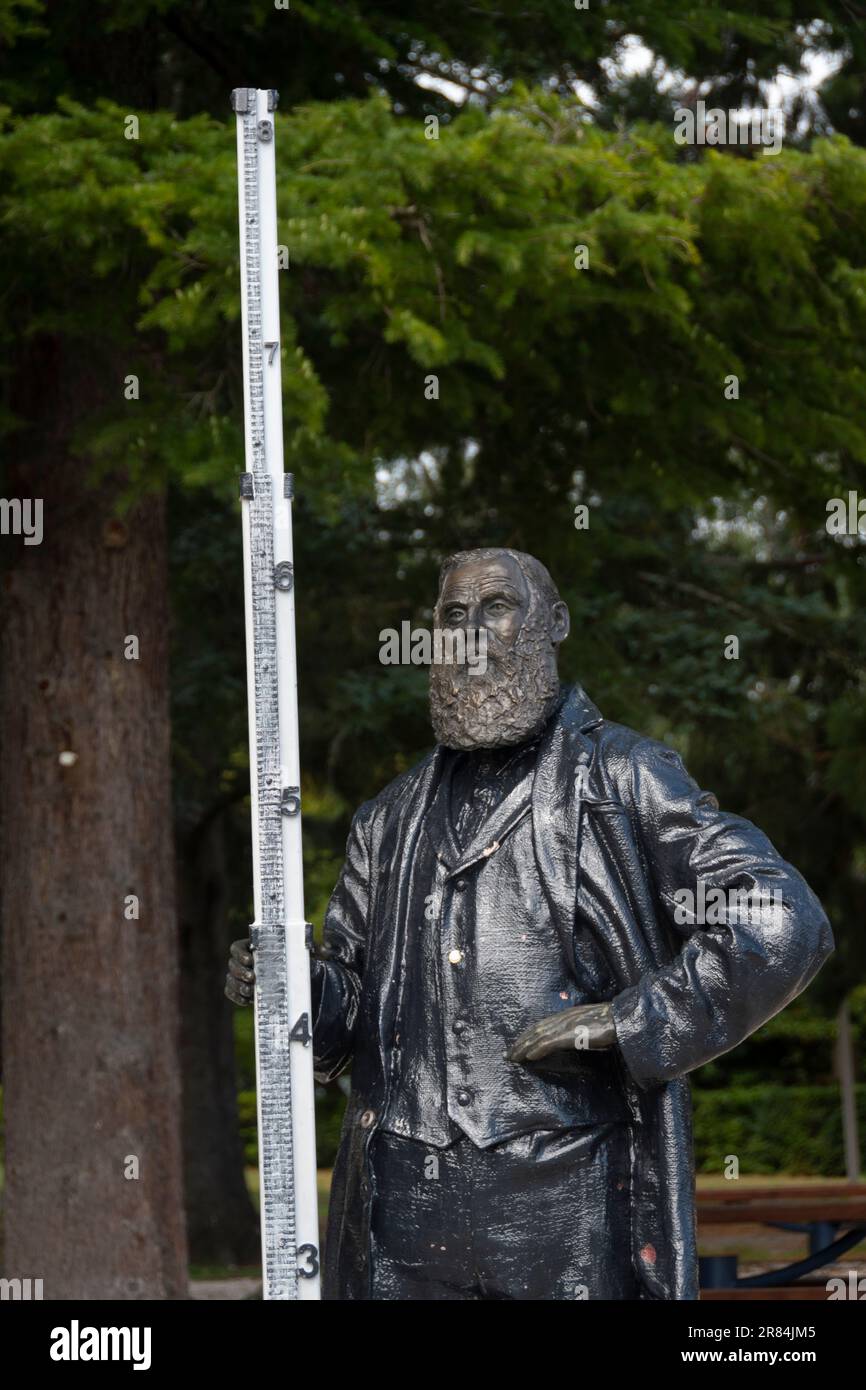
top-left (233, 85), bottom-right (321, 1301)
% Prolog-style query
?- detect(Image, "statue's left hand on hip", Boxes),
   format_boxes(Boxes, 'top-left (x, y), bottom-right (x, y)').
top-left (508, 1002), bottom-right (616, 1062)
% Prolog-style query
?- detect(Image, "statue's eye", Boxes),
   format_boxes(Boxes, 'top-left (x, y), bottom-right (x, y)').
top-left (444, 607), bottom-right (466, 624)
top-left (486, 601), bottom-right (508, 614)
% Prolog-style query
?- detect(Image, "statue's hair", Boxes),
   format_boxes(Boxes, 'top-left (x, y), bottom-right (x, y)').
top-left (437, 547), bottom-right (562, 613)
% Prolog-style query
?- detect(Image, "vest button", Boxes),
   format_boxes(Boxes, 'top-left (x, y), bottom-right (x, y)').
top-left (456, 1089), bottom-right (473, 1106)
top-left (359, 1109), bottom-right (376, 1129)
top-left (447, 948), bottom-right (464, 965)
top-left (454, 879), bottom-right (467, 892)
top-left (452, 1019), bottom-right (467, 1034)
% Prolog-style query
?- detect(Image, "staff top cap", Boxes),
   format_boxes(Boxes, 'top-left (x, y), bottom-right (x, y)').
top-left (231, 89), bottom-right (279, 113)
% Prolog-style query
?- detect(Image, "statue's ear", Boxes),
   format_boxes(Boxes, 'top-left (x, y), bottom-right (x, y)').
top-left (551, 600), bottom-right (570, 644)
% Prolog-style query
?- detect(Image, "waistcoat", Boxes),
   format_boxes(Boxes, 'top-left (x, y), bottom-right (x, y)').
top-left (381, 741), bottom-right (632, 1147)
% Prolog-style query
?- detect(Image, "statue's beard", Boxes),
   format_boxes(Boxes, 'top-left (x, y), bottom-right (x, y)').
top-left (429, 619), bottom-right (561, 751)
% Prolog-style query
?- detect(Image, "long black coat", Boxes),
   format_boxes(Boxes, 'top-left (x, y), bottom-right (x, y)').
top-left (312, 684), bottom-right (834, 1299)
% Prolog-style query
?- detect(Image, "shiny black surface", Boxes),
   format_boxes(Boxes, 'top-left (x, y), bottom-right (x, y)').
top-left (313, 684), bottom-right (833, 1299)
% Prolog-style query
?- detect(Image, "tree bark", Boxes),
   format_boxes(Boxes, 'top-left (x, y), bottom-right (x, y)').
top-left (178, 803), bottom-right (259, 1267)
top-left (0, 336), bottom-right (188, 1298)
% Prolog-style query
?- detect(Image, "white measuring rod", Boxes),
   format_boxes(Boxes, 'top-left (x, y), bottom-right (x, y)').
top-left (232, 85), bottom-right (321, 1301)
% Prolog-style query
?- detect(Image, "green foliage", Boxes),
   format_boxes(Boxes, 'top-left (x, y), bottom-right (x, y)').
top-left (3, 90), bottom-right (863, 1005)
top-left (238, 1082), bottom-right (348, 1170)
top-left (6, 94), bottom-right (866, 498)
top-left (694, 1004), bottom-right (838, 1091)
top-left (693, 1084), bottom-right (866, 1176)
top-left (1, 0), bottom-right (857, 139)
top-left (0, 0), bottom-right (41, 43)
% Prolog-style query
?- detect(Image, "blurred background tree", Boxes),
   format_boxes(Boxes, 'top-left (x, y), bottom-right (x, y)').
top-left (1, 0), bottom-right (864, 1291)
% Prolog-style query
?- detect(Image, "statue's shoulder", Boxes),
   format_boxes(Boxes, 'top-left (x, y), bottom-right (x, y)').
top-left (557, 685), bottom-right (647, 767)
top-left (582, 718), bottom-right (694, 807)
top-left (560, 686), bottom-right (689, 800)
top-left (560, 687), bottom-right (678, 761)
top-left (351, 747), bottom-right (439, 829)
top-left (586, 717), bottom-right (647, 758)
top-left (581, 718), bottom-right (645, 793)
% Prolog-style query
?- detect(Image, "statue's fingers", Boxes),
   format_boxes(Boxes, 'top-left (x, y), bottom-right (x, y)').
top-left (230, 939), bottom-right (254, 968)
top-left (578, 1006), bottom-right (604, 1024)
top-left (537, 1014), bottom-right (571, 1036)
top-left (509, 1012), bottom-right (575, 1060)
top-left (533, 1019), bottom-right (583, 1055)
top-left (507, 1031), bottom-right (535, 1061)
top-left (517, 1021), bottom-right (540, 1043)
top-left (225, 979), bottom-right (251, 1005)
top-left (526, 1019), bottom-right (569, 1047)
top-left (228, 958), bottom-right (255, 986)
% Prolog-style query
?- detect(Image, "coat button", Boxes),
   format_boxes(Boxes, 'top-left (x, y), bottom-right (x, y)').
top-left (456, 1089), bottom-right (473, 1106)
top-left (359, 1108), bottom-right (376, 1129)
top-left (448, 948), bottom-right (464, 965)
top-left (452, 1018), bottom-right (467, 1034)
top-left (454, 879), bottom-right (467, 892)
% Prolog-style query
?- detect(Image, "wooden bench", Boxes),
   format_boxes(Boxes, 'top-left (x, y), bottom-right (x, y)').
top-left (697, 1183), bottom-right (866, 1296)
top-left (702, 1286), bottom-right (831, 1301)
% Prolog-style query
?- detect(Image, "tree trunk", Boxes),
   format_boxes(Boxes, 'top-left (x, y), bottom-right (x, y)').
top-left (178, 803), bottom-right (259, 1266)
top-left (0, 336), bottom-right (188, 1298)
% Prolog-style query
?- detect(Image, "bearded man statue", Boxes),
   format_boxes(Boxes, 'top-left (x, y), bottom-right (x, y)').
top-left (227, 547), bottom-right (833, 1301)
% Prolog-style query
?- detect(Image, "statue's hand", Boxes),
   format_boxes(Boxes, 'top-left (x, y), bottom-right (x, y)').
top-left (225, 938), bottom-right (255, 1006)
top-left (507, 1002), bottom-right (616, 1063)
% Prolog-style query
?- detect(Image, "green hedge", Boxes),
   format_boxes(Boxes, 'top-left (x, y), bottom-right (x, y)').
top-left (693, 1084), bottom-right (866, 1176)
top-left (239, 1083), bottom-right (348, 1170)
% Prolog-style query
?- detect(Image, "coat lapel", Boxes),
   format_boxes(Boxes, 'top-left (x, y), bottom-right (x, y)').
top-left (531, 684), bottom-right (603, 953)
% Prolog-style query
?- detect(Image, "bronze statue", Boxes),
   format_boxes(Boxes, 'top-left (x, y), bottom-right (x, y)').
top-left (227, 547), bottom-right (833, 1300)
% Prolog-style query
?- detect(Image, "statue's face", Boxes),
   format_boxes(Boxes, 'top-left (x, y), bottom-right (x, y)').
top-left (438, 555), bottom-right (529, 648)
top-left (429, 554), bottom-right (562, 751)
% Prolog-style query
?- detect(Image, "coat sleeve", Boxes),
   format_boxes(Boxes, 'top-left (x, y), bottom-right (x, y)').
top-left (310, 802), bottom-right (373, 1083)
top-left (609, 738), bottom-right (834, 1089)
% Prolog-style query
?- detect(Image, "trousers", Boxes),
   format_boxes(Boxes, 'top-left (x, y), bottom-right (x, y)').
top-left (368, 1122), bottom-right (639, 1300)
